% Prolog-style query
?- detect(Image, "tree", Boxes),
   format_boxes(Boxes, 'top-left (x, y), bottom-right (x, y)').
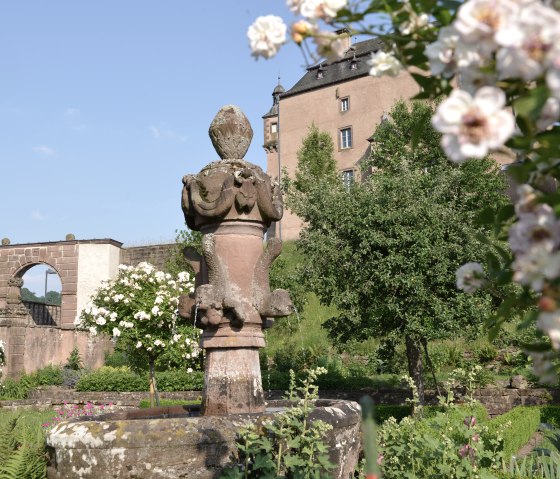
top-left (45, 291), bottom-right (61, 305)
top-left (76, 262), bottom-right (201, 406)
top-left (287, 101), bottom-right (511, 401)
top-left (20, 288), bottom-right (40, 302)
top-left (291, 123), bottom-right (338, 194)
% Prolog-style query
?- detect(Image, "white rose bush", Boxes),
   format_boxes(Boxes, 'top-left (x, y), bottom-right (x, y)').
top-left (76, 262), bottom-right (201, 406)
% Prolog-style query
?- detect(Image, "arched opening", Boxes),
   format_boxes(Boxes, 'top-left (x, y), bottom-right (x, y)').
top-left (19, 264), bottom-right (62, 326)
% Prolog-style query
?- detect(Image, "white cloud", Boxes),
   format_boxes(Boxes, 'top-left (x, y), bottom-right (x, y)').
top-left (31, 210), bottom-right (48, 221)
top-left (33, 145), bottom-right (56, 157)
top-left (148, 125), bottom-right (187, 142)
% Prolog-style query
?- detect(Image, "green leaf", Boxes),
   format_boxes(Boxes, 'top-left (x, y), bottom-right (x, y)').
top-left (513, 86), bottom-right (550, 120)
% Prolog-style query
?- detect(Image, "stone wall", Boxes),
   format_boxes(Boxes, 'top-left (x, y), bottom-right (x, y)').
top-left (3, 386), bottom-right (558, 418)
top-left (0, 317), bottom-right (112, 378)
top-left (120, 244), bottom-right (177, 271)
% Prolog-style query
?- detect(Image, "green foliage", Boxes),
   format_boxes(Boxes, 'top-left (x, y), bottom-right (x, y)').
top-left (286, 101), bottom-right (513, 394)
top-left (164, 229), bottom-right (203, 276)
top-left (541, 406), bottom-right (560, 428)
top-left (378, 390), bottom-right (503, 478)
top-left (487, 406), bottom-right (542, 461)
top-left (64, 347), bottom-right (83, 371)
top-left (269, 241), bottom-right (308, 315)
top-left (20, 288), bottom-right (61, 305)
top-left (75, 366), bottom-right (203, 392)
top-left (75, 366), bottom-right (146, 392)
top-left (20, 287), bottom-right (40, 302)
top-left (0, 366), bottom-right (63, 400)
top-left (0, 411), bottom-right (53, 479)
top-left (220, 368), bottom-right (334, 479)
top-left (138, 398), bottom-right (200, 408)
top-left (291, 123), bottom-right (338, 195)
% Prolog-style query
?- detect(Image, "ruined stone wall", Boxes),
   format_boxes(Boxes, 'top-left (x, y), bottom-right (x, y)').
top-left (120, 244), bottom-right (177, 271)
top-left (0, 319), bottom-right (111, 378)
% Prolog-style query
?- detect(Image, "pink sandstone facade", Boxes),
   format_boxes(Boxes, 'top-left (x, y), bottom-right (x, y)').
top-left (263, 38), bottom-right (421, 240)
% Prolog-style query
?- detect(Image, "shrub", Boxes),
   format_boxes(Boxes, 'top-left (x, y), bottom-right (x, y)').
top-left (156, 369), bottom-right (203, 391)
top-left (487, 406), bottom-right (542, 460)
top-left (64, 347), bottom-right (83, 370)
top-left (76, 367), bottom-right (204, 392)
top-left (374, 405), bottom-right (413, 424)
top-left (75, 366), bottom-right (147, 392)
top-left (61, 368), bottom-right (85, 389)
top-left (0, 365), bottom-right (63, 400)
top-left (540, 406), bottom-right (560, 428)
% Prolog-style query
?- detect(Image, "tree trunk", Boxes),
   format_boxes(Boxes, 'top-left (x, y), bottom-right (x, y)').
top-left (405, 335), bottom-right (425, 405)
top-left (149, 359), bottom-right (161, 407)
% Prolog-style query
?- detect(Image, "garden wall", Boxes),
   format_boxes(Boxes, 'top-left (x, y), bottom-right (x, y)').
top-left (2, 386), bottom-right (557, 417)
top-left (0, 318), bottom-right (112, 378)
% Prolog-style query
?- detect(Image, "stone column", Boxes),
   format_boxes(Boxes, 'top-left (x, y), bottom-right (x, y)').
top-left (180, 105), bottom-right (293, 415)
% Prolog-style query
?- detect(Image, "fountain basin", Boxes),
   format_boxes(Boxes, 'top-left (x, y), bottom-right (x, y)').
top-left (46, 399), bottom-right (361, 479)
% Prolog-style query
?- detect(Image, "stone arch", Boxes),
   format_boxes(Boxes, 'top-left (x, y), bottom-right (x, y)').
top-left (0, 241), bottom-right (79, 327)
top-left (14, 262), bottom-right (63, 326)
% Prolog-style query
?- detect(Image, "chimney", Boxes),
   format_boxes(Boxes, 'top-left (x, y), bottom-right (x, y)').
top-left (335, 28), bottom-right (352, 51)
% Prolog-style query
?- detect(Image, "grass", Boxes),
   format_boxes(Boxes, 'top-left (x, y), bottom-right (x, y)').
top-left (138, 398), bottom-right (201, 408)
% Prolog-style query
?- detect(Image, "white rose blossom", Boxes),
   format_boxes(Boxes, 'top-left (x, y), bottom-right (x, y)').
top-left (112, 328), bottom-right (121, 338)
top-left (367, 51), bottom-right (403, 77)
top-left (512, 246), bottom-right (560, 291)
top-left (425, 26), bottom-right (482, 78)
top-left (537, 311), bottom-right (560, 349)
top-left (431, 87), bottom-right (515, 163)
top-left (454, 0), bottom-right (518, 55)
top-left (247, 15), bottom-right (287, 60)
top-left (456, 262), bottom-right (485, 293)
top-left (508, 204), bottom-right (560, 254)
top-left (495, 2), bottom-right (560, 81)
top-left (300, 0), bottom-right (347, 21)
top-left (313, 31), bottom-right (348, 61)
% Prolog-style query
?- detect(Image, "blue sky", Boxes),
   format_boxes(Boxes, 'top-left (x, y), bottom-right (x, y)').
top-left (0, 1), bottom-right (308, 247)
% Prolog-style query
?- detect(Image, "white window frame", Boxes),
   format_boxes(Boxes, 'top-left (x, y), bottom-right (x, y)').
top-left (340, 97), bottom-right (349, 112)
top-left (342, 169), bottom-right (354, 189)
top-left (340, 127), bottom-right (353, 149)
top-left (271, 122), bottom-right (278, 134)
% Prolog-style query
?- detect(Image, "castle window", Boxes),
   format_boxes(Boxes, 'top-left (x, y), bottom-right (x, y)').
top-left (342, 170), bottom-right (354, 189)
top-left (340, 97), bottom-right (349, 112)
top-left (271, 122), bottom-right (278, 134)
top-left (340, 127), bottom-right (353, 149)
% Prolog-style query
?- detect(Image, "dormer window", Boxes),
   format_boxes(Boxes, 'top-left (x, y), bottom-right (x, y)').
top-left (317, 70), bottom-right (324, 79)
top-left (316, 64), bottom-right (326, 79)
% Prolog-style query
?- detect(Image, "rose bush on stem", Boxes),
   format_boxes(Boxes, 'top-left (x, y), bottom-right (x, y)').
top-left (248, 0), bottom-right (560, 383)
top-left (76, 262), bottom-right (201, 406)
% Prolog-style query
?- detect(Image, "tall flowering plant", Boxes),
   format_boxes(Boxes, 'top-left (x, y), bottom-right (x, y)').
top-left (76, 262), bottom-right (201, 405)
top-left (248, 1), bottom-right (560, 383)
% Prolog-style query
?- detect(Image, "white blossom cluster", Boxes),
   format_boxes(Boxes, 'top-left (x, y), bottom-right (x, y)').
top-left (76, 263), bottom-right (200, 369)
top-left (248, 0), bottom-right (348, 61)
top-left (428, 0), bottom-right (560, 162)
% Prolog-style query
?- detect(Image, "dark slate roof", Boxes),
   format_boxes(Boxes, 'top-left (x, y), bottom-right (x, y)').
top-left (263, 103), bottom-right (279, 119)
top-left (281, 38), bottom-right (384, 99)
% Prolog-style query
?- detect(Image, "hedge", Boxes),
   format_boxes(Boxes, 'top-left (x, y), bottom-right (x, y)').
top-left (75, 367), bottom-right (204, 392)
top-left (487, 406), bottom-right (542, 460)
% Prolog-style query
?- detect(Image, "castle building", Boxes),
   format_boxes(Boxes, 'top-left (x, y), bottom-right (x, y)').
top-left (263, 37), bottom-right (421, 240)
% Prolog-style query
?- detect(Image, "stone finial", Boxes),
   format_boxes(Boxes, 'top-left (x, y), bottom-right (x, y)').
top-left (1, 238), bottom-right (10, 245)
top-left (209, 105), bottom-right (253, 160)
top-left (65, 234), bottom-right (76, 241)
